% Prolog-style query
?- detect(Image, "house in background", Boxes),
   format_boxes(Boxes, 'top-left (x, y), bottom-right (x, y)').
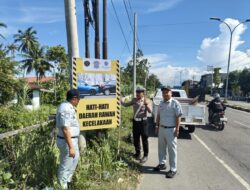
top-left (200, 73), bottom-right (227, 90)
top-left (13, 77), bottom-right (55, 110)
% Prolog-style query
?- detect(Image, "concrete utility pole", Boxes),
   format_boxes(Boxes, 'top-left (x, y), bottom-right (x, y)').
top-left (94, 0), bottom-right (100, 59)
top-left (133, 13), bottom-right (137, 97)
top-left (103, 0), bottom-right (108, 59)
top-left (64, 0), bottom-right (80, 88)
top-left (84, 0), bottom-right (90, 58)
top-left (64, 0), bottom-right (86, 151)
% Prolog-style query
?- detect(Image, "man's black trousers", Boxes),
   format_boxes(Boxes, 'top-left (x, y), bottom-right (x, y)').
top-left (132, 120), bottom-right (149, 157)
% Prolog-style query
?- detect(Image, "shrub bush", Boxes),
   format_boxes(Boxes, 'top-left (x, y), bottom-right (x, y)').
top-left (0, 106), bottom-right (140, 190)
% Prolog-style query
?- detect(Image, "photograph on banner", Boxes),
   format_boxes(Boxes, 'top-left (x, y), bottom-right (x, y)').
top-left (73, 58), bottom-right (120, 131)
top-left (77, 73), bottom-right (116, 98)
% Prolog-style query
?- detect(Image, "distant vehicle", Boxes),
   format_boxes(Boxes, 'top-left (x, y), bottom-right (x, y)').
top-left (152, 89), bottom-right (206, 133)
top-left (77, 81), bottom-right (99, 95)
top-left (100, 80), bottom-right (116, 95)
top-left (209, 111), bottom-right (227, 131)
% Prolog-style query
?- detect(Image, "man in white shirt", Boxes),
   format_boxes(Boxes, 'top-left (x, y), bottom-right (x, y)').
top-left (154, 86), bottom-right (182, 178)
top-left (56, 89), bottom-right (80, 189)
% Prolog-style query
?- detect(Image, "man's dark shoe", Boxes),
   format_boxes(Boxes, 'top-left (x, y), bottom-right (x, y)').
top-left (140, 156), bottom-right (148, 163)
top-left (166, 170), bottom-right (177, 178)
top-left (133, 154), bottom-right (141, 160)
top-left (153, 164), bottom-right (166, 171)
top-left (67, 182), bottom-right (71, 188)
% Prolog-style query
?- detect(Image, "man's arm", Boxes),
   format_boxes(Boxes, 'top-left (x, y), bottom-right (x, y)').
top-left (144, 98), bottom-right (152, 113)
top-left (174, 116), bottom-right (181, 137)
top-left (121, 98), bottom-right (134, 107)
top-left (63, 127), bottom-right (75, 158)
top-left (155, 110), bottom-right (160, 135)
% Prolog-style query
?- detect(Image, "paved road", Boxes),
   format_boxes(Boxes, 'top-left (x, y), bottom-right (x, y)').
top-left (138, 107), bottom-right (250, 190)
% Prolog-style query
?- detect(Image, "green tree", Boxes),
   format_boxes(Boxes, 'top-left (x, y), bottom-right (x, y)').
top-left (6, 43), bottom-right (18, 58)
top-left (228, 70), bottom-right (241, 96)
top-left (0, 49), bottom-right (19, 104)
top-left (239, 68), bottom-right (250, 95)
top-left (147, 74), bottom-right (162, 92)
top-left (213, 68), bottom-right (221, 89)
top-left (46, 45), bottom-right (68, 75)
top-left (21, 45), bottom-right (53, 82)
top-left (14, 27), bottom-right (38, 53)
top-left (44, 45), bottom-right (69, 104)
top-left (121, 49), bottom-right (161, 95)
top-left (0, 22), bottom-right (7, 39)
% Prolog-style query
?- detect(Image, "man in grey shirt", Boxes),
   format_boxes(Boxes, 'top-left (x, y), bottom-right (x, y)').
top-left (154, 86), bottom-right (182, 178)
top-left (56, 89), bottom-right (80, 189)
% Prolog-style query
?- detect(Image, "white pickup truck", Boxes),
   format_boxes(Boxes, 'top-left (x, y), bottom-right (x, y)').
top-left (152, 89), bottom-right (206, 133)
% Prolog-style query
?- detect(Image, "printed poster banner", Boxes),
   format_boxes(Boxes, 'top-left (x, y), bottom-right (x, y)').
top-left (72, 58), bottom-right (120, 131)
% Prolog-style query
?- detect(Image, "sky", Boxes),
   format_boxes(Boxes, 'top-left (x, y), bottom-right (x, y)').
top-left (1, 0), bottom-right (250, 86)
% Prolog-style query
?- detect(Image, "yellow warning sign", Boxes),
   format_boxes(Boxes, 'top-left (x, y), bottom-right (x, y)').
top-left (72, 58), bottom-right (120, 131)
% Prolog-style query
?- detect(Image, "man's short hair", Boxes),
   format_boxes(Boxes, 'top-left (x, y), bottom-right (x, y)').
top-left (161, 86), bottom-right (171, 92)
top-left (66, 89), bottom-right (80, 101)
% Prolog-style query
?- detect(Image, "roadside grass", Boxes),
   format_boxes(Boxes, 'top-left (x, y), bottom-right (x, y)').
top-left (0, 106), bottom-right (140, 190)
top-left (0, 105), bottom-right (55, 133)
top-left (71, 106), bottom-right (140, 190)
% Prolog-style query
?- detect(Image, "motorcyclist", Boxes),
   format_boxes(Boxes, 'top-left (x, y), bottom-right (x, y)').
top-left (208, 93), bottom-right (226, 123)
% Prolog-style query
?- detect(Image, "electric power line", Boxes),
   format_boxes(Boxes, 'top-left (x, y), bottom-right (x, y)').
top-left (123, 0), bottom-right (133, 30)
top-left (122, 0), bottom-right (142, 51)
top-left (119, 29), bottom-right (133, 62)
top-left (127, 0), bottom-right (133, 14)
top-left (110, 0), bottom-right (131, 54)
top-left (138, 21), bottom-right (211, 28)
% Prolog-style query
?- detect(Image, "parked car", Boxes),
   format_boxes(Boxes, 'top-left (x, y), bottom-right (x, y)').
top-left (77, 81), bottom-right (99, 95)
top-left (100, 80), bottom-right (116, 95)
top-left (152, 89), bottom-right (206, 133)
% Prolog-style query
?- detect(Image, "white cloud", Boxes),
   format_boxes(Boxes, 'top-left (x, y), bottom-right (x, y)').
top-left (197, 18), bottom-right (250, 72)
top-left (18, 7), bottom-right (65, 24)
top-left (147, 0), bottom-right (183, 13)
top-left (143, 53), bottom-right (204, 86)
top-left (0, 25), bottom-right (18, 38)
top-left (1, 6), bottom-right (64, 24)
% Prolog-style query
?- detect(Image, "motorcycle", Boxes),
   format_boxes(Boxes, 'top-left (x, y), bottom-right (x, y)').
top-left (210, 111), bottom-right (227, 130)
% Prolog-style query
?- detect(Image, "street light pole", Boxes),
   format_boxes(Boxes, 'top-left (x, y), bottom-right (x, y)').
top-left (210, 17), bottom-right (250, 101)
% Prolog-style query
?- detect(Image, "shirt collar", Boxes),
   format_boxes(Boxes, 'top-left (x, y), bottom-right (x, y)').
top-left (65, 100), bottom-right (74, 109)
top-left (163, 98), bottom-right (172, 103)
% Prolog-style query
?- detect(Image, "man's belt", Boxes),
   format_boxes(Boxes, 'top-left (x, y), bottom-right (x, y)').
top-left (134, 117), bottom-right (147, 121)
top-left (57, 135), bottom-right (79, 139)
top-left (160, 125), bottom-right (175, 128)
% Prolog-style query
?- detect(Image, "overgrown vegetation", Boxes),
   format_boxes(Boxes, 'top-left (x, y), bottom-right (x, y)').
top-left (0, 107), bottom-right (140, 190)
top-left (0, 105), bottom-right (55, 133)
top-left (0, 22), bottom-right (146, 190)
top-left (121, 49), bottom-right (162, 96)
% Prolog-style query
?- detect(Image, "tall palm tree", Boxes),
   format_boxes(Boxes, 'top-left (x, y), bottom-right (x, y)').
top-left (6, 43), bottom-right (18, 58)
top-left (21, 45), bottom-right (53, 82)
top-left (14, 27), bottom-right (38, 53)
top-left (0, 22), bottom-right (7, 39)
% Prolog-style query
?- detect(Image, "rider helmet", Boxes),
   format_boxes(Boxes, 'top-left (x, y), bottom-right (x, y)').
top-left (214, 93), bottom-right (220, 99)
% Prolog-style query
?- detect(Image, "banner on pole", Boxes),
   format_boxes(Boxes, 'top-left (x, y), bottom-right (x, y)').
top-left (72, 58), bottom-right (120, 131)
